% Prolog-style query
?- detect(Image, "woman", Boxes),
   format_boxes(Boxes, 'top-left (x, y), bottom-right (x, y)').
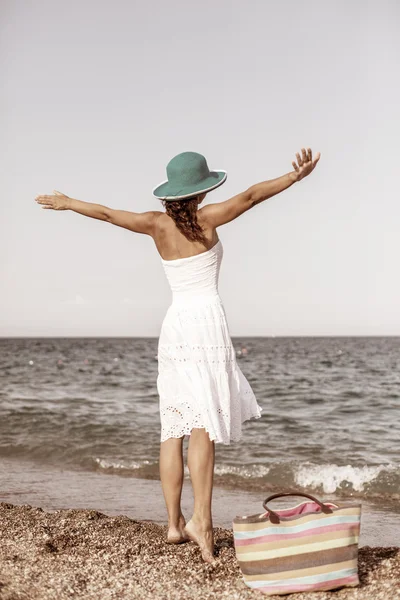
top-left (35, 147), bottom-right (320, 563)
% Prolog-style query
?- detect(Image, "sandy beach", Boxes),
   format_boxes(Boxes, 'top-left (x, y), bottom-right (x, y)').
top-left (0, 502), bottom-right (399, 600)
top-left (1, 336), bottom-right (400, 599)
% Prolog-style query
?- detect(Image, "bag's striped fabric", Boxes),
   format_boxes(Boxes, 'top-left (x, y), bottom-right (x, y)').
top-left (232, 501), bottom-right (361, 595)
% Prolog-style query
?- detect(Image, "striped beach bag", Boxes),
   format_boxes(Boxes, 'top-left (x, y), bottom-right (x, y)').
top-left (232, 492), bottom-right (361, 596)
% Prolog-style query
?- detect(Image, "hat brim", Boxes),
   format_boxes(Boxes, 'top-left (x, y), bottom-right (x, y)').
top-left (152, 170), bottom-right (227, 200)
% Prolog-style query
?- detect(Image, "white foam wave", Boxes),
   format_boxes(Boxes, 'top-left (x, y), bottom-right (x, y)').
top-left (94, 457), bottom-right (153, 471)
top-left (213, 464), bottom-right (270, 478)
top-left (294, 462), bottom-right (397, 494)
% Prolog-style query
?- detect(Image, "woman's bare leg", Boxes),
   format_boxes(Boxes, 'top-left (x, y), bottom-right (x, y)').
top-left (185, 427), bottom-right (216, 562)
top-left (159, 435), bottom-right (189, 543)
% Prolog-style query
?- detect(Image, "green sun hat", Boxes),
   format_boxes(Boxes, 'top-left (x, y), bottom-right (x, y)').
top-left (152, 151), bottom-right (227, 200)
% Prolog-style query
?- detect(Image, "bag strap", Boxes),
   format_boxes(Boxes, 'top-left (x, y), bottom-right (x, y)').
top-left (262, 491), bottom-right (334, 524)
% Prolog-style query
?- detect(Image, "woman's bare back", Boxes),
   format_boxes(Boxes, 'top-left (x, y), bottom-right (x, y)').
top-left (153, 212), bottom-right (219, 262)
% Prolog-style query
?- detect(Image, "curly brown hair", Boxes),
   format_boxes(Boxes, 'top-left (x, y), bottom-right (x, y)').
top-left (160, 196), bottom-right (209, 245)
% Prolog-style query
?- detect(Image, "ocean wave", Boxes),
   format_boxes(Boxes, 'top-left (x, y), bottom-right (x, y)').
top-left (213, 463), bottom-right (271, 479)
top-left (91, 457), bottom-right (160, 479)
top-left (91, 458), bottom-right (271, 481)
top-left (293, 462), bottom-right (399, 495)
top-left (211, 461), bottom-right (400, 501)
top-left (90, 457), bottom-right (399, 500)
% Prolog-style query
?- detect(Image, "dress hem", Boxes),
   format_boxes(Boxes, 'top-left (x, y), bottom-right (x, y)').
top-left (160, 406), bottom-right (263, 445)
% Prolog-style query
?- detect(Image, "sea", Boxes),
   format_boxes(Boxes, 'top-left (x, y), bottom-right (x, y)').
top-left (1, 336), bottom-right (399, 545)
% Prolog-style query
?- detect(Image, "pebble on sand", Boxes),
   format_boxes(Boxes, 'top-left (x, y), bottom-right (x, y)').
top-left (0, 502), bottom-right (399, 600)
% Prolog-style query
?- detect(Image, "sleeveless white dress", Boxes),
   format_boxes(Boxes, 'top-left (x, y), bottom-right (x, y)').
top-left (157, 238), bottom-right (263, 444)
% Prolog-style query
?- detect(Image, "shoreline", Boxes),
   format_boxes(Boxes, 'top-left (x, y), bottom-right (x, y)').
top-left (1, 501), bottom-right (399, 600)
top-left (1, 457), bottom-right (400, 547)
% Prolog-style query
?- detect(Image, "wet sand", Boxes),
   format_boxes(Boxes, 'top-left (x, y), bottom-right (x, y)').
top-left (0, 502), bottom-right (399, 600)
top-left (2, 458), bottom-right (400, 547)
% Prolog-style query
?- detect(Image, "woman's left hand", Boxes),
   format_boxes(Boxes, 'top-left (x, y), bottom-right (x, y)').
top-left (292, 148), bottom-right (321, 181)
top-left (35, 190), bottom-right (71, 210)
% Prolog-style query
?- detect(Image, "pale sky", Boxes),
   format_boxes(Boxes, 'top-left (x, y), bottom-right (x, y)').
top-left (1, 0), bottom-right (399, 337)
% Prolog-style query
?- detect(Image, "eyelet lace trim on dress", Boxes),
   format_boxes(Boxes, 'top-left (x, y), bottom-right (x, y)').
top-left (157, 342), bottom-right (263, 444)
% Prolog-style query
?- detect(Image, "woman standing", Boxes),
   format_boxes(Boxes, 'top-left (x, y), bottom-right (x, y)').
top-left (35, 147), bottom-right (320, 563)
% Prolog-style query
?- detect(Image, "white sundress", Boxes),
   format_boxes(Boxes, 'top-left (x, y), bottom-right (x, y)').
top-left (157, 238), bottom-right (263, 444)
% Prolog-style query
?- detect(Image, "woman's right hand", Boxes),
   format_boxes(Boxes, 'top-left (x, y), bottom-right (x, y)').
top-left (35, 190), bottom-right (71, 210)
top-left (292, 148), bottom-right (321, 181)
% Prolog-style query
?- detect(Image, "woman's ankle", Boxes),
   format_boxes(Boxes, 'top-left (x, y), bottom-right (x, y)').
top-left (190, 514), bottom-right (213, 529)
top-left (168, 512), bottom-right (185, 527)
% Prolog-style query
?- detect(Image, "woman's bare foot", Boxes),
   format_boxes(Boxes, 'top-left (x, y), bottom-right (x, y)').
top-left (167, 514), bottom-right (190, 544)
top-left (183, 517), bottom-right (215, 563)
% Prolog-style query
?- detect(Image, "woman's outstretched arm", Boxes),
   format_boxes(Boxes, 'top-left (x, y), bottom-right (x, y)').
top-left (248, 148), bottom-right (321, 205)
top-left (34, 191), bottom-right (162, 235)
top-left (199, 147), bottom-right (321, 228)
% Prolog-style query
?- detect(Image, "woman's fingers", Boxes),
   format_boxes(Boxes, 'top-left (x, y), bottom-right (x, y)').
top-left (312, 151), bottom-right (321, 166)
top-left (35, 195), bottom-right (55, 209)
top-left (35, 191), bottom-right (69, 210)
top-left (291, 148), bottom-right (320, 179)
top-left (295, 147), bottom-right (315, 166)
top-left (36, 198), bottom-right (52, 205)
top-left (35, 192), bottom-right (69, 210)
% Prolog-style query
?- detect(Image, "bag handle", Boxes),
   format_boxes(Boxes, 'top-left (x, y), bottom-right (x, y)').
top-left (262, 491), bottom-right (334, 524)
